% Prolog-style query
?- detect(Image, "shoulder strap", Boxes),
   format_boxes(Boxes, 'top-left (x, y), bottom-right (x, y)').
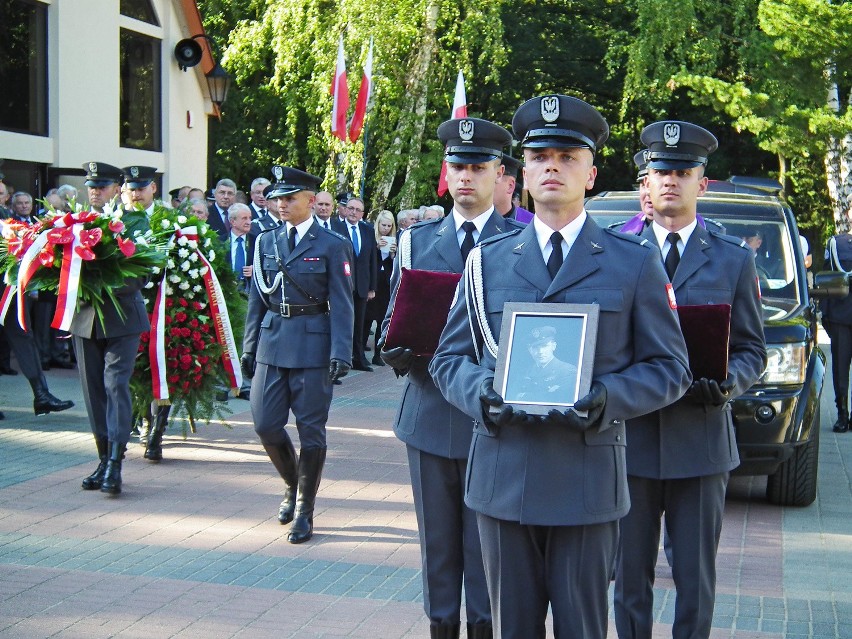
top-left (464, 245), bottom-right (498, 363)
top-left (398, 229), bottom-right (412, 270)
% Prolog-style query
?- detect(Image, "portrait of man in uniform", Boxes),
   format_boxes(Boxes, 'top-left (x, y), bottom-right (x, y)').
top-left (504, 324), bottom-right (579, 406)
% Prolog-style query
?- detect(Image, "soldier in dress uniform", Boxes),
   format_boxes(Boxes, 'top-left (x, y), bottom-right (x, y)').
top-left (380, 117), bottom-right (523, 639)
top-left (122, 166), bottom-right (159, 216)
top-left (613, 121), bottom-right (767, 639)
top-left (821, 222), bottom-right (852, 433)
top-left (495, 155), bottom-right (533, 224)
top-left (428, 95), bottom-right (692, 639)
top-left (73, 161), bottom-right (151, 495)
top-left (241, 167), bottom-right (354, 544)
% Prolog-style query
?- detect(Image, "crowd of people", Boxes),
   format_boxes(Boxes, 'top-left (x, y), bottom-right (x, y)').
top-left (13, 89), bottom-right (848, 639)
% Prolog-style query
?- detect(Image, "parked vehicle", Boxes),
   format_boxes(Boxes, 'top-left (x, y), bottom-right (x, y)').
top-left (585, 178), bottom-right (847, 506)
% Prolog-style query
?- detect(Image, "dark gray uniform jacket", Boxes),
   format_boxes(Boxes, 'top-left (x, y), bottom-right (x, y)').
top-left (430, 217), bottom-right (692, 525)
top-left (382, 213), bottom-right (523, 459)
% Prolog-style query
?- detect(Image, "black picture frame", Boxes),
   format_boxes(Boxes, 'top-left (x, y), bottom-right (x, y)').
top-left (492, 302), bottom-right (599, 416)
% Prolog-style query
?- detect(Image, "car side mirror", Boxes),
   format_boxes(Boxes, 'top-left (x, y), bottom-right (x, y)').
top-left (809, 270), bottom-right (849, 299)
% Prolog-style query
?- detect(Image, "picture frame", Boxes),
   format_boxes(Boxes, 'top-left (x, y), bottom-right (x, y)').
top-left (492, 302), bottom-right (599, 416)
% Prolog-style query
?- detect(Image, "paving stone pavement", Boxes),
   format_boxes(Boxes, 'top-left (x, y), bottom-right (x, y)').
top-left (0, 334), bottom-right (850, 638)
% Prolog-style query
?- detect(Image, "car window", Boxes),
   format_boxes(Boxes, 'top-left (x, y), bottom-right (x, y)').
top-left (716, 218), bottom-right (799, 320)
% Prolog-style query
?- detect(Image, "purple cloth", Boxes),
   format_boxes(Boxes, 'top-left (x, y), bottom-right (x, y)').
top-left (514, 206), bottom-right (534, 224)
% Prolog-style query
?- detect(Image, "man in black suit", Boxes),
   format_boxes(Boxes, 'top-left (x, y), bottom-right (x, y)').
top-left (207, 178), bottom-right (237, 241)
top-left (341, 197), bottom-right (377, 371)
top-left (248, 177), bottom-right (271, 220)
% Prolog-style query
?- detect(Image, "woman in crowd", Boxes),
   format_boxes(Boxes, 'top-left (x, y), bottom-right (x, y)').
top-left (364, 210), bottom-right (396, 365)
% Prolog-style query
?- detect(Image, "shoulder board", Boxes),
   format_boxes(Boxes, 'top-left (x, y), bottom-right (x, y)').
top-left (410, 217), bottom-right (444, 229)
top-left (602, 227), bottom-right (652, 247)
top-left (607, 221), bottom-right (625, 230)
top-left (479, 227), bottom-right (522, 247)
top-left (320, 226), bottom-right (349, 242)
top-left (703, 216), bottom-right (725, 231)
top-left (712, 231), bottom-right (751, 250)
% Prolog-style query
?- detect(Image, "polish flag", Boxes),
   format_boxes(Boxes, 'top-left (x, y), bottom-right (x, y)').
top-left (348, 38), bottom-right (373, 143)
top-left (437, 71), bottom-right (468, 196)
top-left (331, 35), bottom-right (350, 142)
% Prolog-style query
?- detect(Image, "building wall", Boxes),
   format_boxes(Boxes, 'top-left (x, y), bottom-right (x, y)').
top-left (0, 0), bottom-right (212, 198)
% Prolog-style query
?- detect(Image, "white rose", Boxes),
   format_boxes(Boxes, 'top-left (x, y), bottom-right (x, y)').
top-left (208, 251), bottom-right (216, 261)
top-left (186, 291), bottom-right (195, 299)
top-left (193, 285), bottom-right (202, 293)
top-left (200, 266), bottom-right (209, 276)
top-left (181, 260), bottom-right (191, 271)
top-left (187, 240), bottom-right (198, 250)
top-left (177, 215), bottom-right (188, 225)
top-left (151, 266), bottom-right (161, 275)
top-left (179, 281), bottom-right (190, 291)
top-left (177, 236), bottom-right (188, 247)
top-left (189, 269), bottom-right (199, 279)
top-left (189, 252), bottom-right (198, 263)
top-left (169, 274), bottom-right (181, 284)
top-left (167, 259), bottom-right (176, 269)
top-left (204, 238), bottom-right (212, 248)
top-left (166, 285), bottom-right (174, 295)
top-left (161, 220), bottom-right (170, 229)
top-left (178, 248), bottom-right (189, 258)
top-left (144, 282), bottom-right (154, 289)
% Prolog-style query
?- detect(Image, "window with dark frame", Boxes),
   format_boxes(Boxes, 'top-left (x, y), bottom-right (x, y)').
top-left (0, 0), bottom-right (48, 136)
top-left (119, 28), bottom-right (162, 151)
top-left (120, 0), bottom-right (159, 26)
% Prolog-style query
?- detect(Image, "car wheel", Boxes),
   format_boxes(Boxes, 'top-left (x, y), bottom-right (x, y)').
top-left (766, 407), bottom-right (820, 507)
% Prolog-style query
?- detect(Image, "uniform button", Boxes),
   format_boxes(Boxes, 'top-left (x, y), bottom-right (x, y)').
top-left (616, 435), bottom-right (621, 442)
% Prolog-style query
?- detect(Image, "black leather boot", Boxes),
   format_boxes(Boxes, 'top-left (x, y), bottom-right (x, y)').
top-left (81, 437), bottom-right (109, 490)
top-left (429, 622), bottom-right (461, 639)
top-left (29, 373), bottom-right (74, 415)
top-left (263, 440), bottom-right (299, 524)
top-left (100, 442), bottom-right (126, 495)
top-left (144, 406), bottom-right (169, 461)
top-left (467, 621), bottom-right (492, 639)
top-left (288, 447), bottom-right (326, 544)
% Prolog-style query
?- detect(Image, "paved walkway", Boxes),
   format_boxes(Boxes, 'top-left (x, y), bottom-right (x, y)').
top-left (0, 335), bottom-right (851, 638)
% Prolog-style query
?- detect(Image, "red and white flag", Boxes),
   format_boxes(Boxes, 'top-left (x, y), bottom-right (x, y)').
top-left (437, 70), bottom-right (468, 196)
top-left (349, 38), bottom-right (373, 143)
top-left (331, 35), bottom-right (350, 142)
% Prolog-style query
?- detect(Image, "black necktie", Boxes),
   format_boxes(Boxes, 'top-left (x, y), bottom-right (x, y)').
top-left (547, 231), bottom-right (563, 279)
top-left (664, 232), bottom-right (681, 280)
top-left (288, 226), bottom-right (297, 252)
top-left (460, 221), bottom-right (476, 262)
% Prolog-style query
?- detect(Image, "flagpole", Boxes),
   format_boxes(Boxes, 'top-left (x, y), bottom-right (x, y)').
top-left (360, 120), bottom-right (369, 201)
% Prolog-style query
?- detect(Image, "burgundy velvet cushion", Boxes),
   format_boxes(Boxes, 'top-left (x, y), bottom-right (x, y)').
top-left (676, 303), bottom-right (731, 382)
top-left (385, 268), bottom-right (463, 357)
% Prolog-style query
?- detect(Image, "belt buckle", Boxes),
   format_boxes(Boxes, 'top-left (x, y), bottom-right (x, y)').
top-left (279, 302), bottom-right (290, 318)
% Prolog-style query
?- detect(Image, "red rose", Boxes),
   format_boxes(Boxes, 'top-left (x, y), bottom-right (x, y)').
top-left (181, 327), bottom-right (191, 338)
top-left (166, 299), bottom-right (174, 308)
top-left (190, 319), bottom-right (199, 328)
top-left (179, 298), bottom-right (188, 307)
top-left (170, 328), bottom-right (181, 338)
top-left (164, 315), bottom-right (172, 324)
top-left (168, 374), bottom-right (180, 383)
top-left (193, 301), bottom-right (203, 310)
top-left (182, 381), bottom-right (190, 392)
top-left (200, 324), bottom-right (210, 333)
top-left (175, 311), bottom-right (187, 322)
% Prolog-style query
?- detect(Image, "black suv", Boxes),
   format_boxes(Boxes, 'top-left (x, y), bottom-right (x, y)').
top-left (585, 179), bottom-right (845, 506)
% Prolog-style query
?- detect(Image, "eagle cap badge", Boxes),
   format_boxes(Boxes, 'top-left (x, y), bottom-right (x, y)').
top-left (664, 123), bottom-right (681, 146)
top-left (272, 165), bottom-right (284, 181)
top-left (89, 162), bottom-right (98, 174)
top-left (541, 96), bottom-right (560, 123)
top-left (459, 119), bottom-right (474, 142)
top-left (130, 166), bottom-right (139, 178)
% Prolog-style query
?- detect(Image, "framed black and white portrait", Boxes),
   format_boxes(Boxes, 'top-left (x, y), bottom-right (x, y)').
top-left (492, 303), bottom-right (599, 416)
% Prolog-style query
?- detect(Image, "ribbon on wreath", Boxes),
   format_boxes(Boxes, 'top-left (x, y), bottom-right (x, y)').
top-left (149, 226), bottom-right (243, 401)
top-left (0, 282), bottom-right (15, 326)
top-left (49, 212), bottom-right (100, 331)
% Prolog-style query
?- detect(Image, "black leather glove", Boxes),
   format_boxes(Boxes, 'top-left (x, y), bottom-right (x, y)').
top-left (329, 358), bottom-right (350, 383)
top-left (380, 346), bottom-right (414, 372)
top-left (240, 353), bottom-right (256, 379)
top-left (479, 380), bottom-right (540, 427)
top-left (547, 381), bottom-right (608, 432)
top-left (687, 377), bottom-right (733, 406)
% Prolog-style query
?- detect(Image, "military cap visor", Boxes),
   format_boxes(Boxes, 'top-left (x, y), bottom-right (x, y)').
top-left (633, 149), bottom-right (650, 181)
top-left (438, 117), bottom-right (511, 165)
top-left (512, 95), bottom-right (609, 153)
top-left (527, 326), bottom-right (557, 347)
top-left (265, 167), bottom-right (321, 198)
top-left (123, 166), bottom-right (158, 189)
top-left (82, 162), bottom-right (123, 187)
top-left (501, 155), bottom-right (523, 179)
top-left (641, 121), bottom-right (718, 170)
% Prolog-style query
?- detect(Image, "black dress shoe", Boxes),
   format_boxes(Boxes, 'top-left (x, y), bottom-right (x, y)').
top-left (237, 390), bottom-right (250, 400)
top-left (333, 379), bottom-right (342, 385)
top-left (215, 390), bottom-right (230, 401)
top-left (41, 361), bottom-right (51, 371)
top-left (0, 366), bottom-right (17, 376)
top-left (353, 364), bottom-right (373, 372)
